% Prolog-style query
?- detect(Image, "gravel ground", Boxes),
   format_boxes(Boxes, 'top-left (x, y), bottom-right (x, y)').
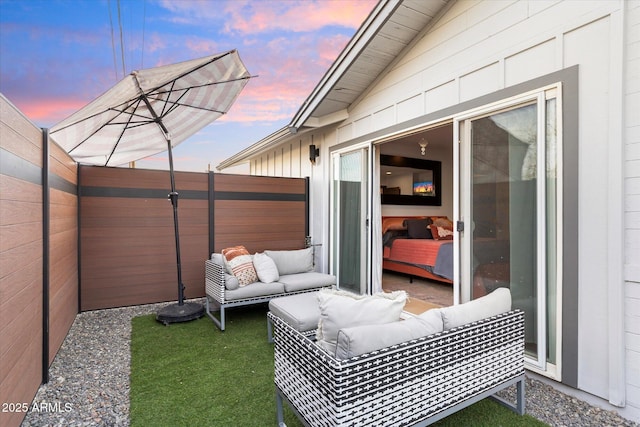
top-left (21, 301), bottom-right (639, 427)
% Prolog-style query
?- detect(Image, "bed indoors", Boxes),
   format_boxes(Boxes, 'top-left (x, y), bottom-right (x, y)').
top-left (382, 216), bottom-right (454, 284)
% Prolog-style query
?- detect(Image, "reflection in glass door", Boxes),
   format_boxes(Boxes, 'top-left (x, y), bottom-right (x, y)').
top-left (458, 89), bottom-right (560, 377)
top-left (331, 148), bottom-right (369, 294)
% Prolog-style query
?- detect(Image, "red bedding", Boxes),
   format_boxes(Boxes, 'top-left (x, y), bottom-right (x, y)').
top-left (384, 238), bottom-right (448, 267)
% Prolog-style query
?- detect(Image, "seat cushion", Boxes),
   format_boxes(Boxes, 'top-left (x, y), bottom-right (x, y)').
top-left (278, 272), bottom-right (336, 292)
top-left (224, 281), bottom-right (285, 301)
top-left (269, 292), bottom-right (320, 332)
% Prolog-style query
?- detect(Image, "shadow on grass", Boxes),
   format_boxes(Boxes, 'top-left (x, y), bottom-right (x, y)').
top-left (130, 305), bottom-right (547, 427)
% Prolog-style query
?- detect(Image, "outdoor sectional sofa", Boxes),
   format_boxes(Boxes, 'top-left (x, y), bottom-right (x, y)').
top-left (205, 247), bottom-right (336, 330)
top-left (269, 287), bottom-right (525, 426)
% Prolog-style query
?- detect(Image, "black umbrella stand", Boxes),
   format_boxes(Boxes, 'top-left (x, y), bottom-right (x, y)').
top-left (155, 137), bottom-right (204, 325)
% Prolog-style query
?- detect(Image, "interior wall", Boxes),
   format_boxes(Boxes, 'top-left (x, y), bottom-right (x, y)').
top-left (379, 125), bottom-right (454, 219)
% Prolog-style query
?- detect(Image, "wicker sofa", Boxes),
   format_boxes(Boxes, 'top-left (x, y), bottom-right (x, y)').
top-left (269, 288), bottom-right (525, 426)
top-left (205, 248), bottom-right (336, 331)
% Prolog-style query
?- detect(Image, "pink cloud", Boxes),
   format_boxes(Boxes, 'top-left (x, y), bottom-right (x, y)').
top-left (223, 0), bottom-right (376, 35)
top-left (15, 97), bottom-right (89, 126)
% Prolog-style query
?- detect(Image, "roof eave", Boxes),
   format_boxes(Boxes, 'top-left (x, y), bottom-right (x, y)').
top-left (289, 0), bottom-right (401, 131)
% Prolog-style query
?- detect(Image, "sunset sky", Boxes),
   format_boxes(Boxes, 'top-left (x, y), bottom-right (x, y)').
top-left (0, 0), bottom-right (377, 172)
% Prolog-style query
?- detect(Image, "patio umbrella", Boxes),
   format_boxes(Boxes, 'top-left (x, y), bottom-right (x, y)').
top-left (50, 50), bottom-right (252, 324)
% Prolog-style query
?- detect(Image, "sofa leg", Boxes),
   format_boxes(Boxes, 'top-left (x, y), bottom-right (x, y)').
top-left (267, 316), bottom-right (274, 343)
top-left (515, 376), bottom-right (526, 415)
top-left (205, 298), bottom-right (226, 331)
top-left (490, 375), bottom-right (526, 415)
top-left (275, 389), bottom-right (286, 427)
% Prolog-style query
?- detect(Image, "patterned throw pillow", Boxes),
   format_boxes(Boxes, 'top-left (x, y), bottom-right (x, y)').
top-left (221, 246), bottom-right (257, 287)
top-left (429, 224), bottom-right (454, 240)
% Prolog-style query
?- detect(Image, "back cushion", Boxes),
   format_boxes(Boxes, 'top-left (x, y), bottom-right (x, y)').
top-left (315, 289), bottom-right (407, 355)
top-left (265, 248), bottom-right (313, 275)
top-left (335, 309), bottom-right (443, 359)
top-left (440, 287), bottom-right (511, 329)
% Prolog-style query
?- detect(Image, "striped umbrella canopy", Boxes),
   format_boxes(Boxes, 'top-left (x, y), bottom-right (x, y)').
top-left (50, 49), bottom-right (251, 166)
top-left (49, 50), bottom-right (252, 322)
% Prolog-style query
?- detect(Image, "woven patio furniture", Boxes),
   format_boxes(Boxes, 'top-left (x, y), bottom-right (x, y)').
top-left (269, 308), bottom-right (525, 426)
top-left (205, 260), bottom-right (334, 331)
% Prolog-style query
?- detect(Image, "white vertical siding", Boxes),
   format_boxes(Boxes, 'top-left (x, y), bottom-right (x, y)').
top-left (625, 0), bottom-right (640, 416)
top-left (244, 0), bottom-right (638, 413)
top-left (332, 0), bottom-right (627, 406)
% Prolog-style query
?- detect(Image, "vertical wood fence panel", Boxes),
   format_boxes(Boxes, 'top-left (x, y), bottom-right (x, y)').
top-left (78, 166), bottom-right (209, 310)
top-left (1, 95), bottom-right (78, 427)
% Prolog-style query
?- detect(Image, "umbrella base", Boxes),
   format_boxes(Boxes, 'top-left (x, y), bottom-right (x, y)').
top-left (156, 302), bottom-right (204, 325)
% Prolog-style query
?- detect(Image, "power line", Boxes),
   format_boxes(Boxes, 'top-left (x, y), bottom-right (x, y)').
top-left (141, 0), bottom-right (146, 69)
top-left (117, 0), bottom-right (126, 77)
top-left (107, 0), bottom-right (118, 81)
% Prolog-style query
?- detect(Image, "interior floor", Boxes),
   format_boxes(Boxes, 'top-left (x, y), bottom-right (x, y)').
top-left (382, 270), bottom-right (453, 313)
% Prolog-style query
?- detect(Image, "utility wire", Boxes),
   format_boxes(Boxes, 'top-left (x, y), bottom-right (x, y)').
top-left (108, 0), bottom-right (118, 81)
top-left (117, 0), bottom-right (126, 77)
top-left (141, 0), bottom-right (146, 69)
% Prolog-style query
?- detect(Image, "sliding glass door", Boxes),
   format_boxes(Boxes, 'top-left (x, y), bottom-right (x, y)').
top-left (330, 147), bottom-right (369, 294)
top-left (456, 87), bottom-right (561, 377)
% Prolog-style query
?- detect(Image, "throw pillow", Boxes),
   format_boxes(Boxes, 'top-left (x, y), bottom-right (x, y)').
top-left (405, 218), bottom-right (433, 239)
top-left (429, 224), bottom-right (454, 240)
top-left (432, 217), bottom-right (454, 229)
top-left (221, 246), bottom-right (257, 287)
top-left (315, 288), bottom-right (407, 355)
top-left (264, 248), bottom-right (313, 275)
top-left (440, 287), bottom-right (511, 330)
top-left (253, 252), bottom-right (279, 283)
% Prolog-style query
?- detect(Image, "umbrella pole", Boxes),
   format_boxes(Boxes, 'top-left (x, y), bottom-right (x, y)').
top-left (166, 140), bottom-right (185, 305)
top-left (156, 139), bottom-right (204, 325)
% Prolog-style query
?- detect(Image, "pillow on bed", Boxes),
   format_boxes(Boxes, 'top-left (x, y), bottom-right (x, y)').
top-left (432, 217), bottom-right (454, 229)
top-left (429, 224), bottom-right (454, 240)
top-left (405, 219), bottom-right (433, 239)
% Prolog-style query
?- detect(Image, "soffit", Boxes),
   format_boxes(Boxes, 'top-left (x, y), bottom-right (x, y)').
top-left (305, 0), bottom-right (448, 120)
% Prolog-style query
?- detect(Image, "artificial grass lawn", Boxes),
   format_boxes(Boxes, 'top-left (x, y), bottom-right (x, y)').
top-left (130, 305), bottom-right (548, 427)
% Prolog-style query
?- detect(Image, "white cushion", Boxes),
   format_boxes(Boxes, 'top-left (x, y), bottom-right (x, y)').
top-left (335, 308), bottom-right (443, 360)
top-left (269, 293), bottom-right (320, 332)
top-left (440, 287), bottom-right (511, 330)
top-left (253, 252), bottom-right (279, 283)
top-left (265, 248), bottom-right (313, 275)
top-left (278, 272), bottom-right (336, 292)
top-left (224, 274), bottom-right (240, 290)
top-left (315, 289), bottom-right (407, 355)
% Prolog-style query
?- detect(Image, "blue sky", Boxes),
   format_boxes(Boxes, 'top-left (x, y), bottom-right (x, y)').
top-left (0, 0), bottom-right (376, 172)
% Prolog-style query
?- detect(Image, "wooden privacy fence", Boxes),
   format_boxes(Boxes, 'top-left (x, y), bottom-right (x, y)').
top-left (1, 95), bottom-right (78, 427)
top-left (78, 167), bottom-right (309, 311)
top-left (1, 93), bottom-right (309, 427)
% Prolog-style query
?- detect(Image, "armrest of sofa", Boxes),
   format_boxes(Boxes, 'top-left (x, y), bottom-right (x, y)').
top-left (205, 260), bottom-right (226, 303)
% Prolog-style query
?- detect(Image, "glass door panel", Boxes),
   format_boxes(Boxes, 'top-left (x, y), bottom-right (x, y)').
top-left (331, 148), bottom-right (369, 294)
top-left (458, 92), bottom-right (561, 372)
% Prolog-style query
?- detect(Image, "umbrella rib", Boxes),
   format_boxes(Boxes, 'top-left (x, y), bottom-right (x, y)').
top-left (104, 97), bottom-right (146, 166)
top-left (51, 96), bottom-right (141, 136)
top-left (65, 102), bottom-right (139, 154)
